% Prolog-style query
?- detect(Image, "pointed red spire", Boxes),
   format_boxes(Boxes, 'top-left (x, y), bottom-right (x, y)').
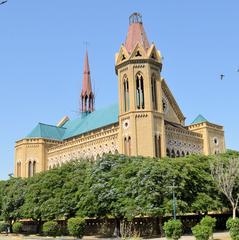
top-left (80, 50), bottom-right (94, 113)
top-left (81, 50), bottom-right (92, 96)
top-left (125, 13), bottom-right (150, 54)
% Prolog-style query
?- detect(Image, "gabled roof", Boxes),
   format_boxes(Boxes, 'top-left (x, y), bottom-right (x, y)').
top-left (62, 103), bottom-right (118, 139)
top-left (26, 123), bottom-right (66, 141)
top-left (26, 104), bottom-right (119, 141)
top-left (191, 114), bottom-right (208, 125)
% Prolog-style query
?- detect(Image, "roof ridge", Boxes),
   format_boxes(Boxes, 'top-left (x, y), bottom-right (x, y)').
top-left (38, 122), bottom-right (66, 129)
top-left (191, 114), bottom-right (208, 125)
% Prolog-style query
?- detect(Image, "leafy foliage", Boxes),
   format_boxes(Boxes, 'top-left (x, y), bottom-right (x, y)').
top-left (192, 223), bottom-right (211, 240)
top-left (42, 221), bottom-right (59, 236)
top-left (67, 217), bottom-right (86, 238)
top-left (226, 217), bottom-right (239, 240)
top-left (12, 222), bottom-right (23, 233)
top-left (200, 216), bottom-right (216, 237)
top-left (163, 219), bottom-right (183, 240)
top-left (0, 222), bottom-right (9, 233)
top-left (0, 151), bottom-right (238, 230)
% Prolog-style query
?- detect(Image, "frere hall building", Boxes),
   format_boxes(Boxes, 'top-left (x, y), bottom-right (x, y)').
top-left (14, 13), bottom-right (226, 178)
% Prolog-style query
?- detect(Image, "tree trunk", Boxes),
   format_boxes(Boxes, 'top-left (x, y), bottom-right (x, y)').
top-left (233, 207), bottom-right (237, 219)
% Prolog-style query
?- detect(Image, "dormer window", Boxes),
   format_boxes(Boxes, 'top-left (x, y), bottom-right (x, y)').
top-left (135, 51), bottom-right (142, 57)
top-left (121, 54), bottom-right (126, 61)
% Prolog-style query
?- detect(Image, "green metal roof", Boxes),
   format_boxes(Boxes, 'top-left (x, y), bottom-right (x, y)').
top-left (26, 123), bottom-right (66, 141)
top-left (191, 114), bottom-right (208, 125)
top-left (26, 103), bottom-right (119, 141)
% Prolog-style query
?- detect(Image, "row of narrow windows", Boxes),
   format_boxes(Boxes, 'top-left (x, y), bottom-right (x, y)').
top-left (28, 161), bottom-right (36, 177)
top-left (81, 93), bottom-right (94, 112)
top-left (124, 136), bottom-right (131, 156)
top-left (123, 73), bottom-right (158, 112)
top-left (16, 161), bottom-right (36, 178)
top-left (48, 150), bottom-right (120, 170)
top-left (166, 149), bottom-right (189, 158)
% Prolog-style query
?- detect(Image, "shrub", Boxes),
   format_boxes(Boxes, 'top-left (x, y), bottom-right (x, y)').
top-left (200, 216), bottom-right (216, 237)
top-left (12, 222), bottom-right (23, 233)
top-left (42, 221), bottom-right (59, 237)
top-left (0, 222), bottom-right (9, 233)
top-left (226, 218), bottom-right (239, 240)
top-left (67, 217), bottom-right (86, 238)
top-left (163, 219), bottom-right (183, 240)
top-left (192, 224), bottom-right (211, 240)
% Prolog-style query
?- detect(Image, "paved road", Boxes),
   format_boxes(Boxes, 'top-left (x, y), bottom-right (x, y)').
top-left (0, 232), bottom-right (231, 240)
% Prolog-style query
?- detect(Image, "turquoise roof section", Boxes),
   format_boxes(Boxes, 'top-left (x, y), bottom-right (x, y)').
top-left (26, 103), bottom-right (119, 141)
top-left (62, 103), bottom-right (119, 139)
top-left (191, 114), bottom-right (208, 125)
top-left (26, 123), bottom-right (66, 141)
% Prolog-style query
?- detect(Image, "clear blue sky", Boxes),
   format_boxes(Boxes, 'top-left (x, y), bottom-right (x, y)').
top-left (0, 0), bottom-right (238, 180)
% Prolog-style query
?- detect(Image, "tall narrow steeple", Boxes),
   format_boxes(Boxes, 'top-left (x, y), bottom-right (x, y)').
top-left (80, 50), bottom-right (94, 113)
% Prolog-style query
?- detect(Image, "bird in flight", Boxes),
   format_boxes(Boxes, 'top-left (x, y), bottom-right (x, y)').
top-left (0, 0), bottom-right (7, 5)
top-left (220, 74), bottom-right (225, 80)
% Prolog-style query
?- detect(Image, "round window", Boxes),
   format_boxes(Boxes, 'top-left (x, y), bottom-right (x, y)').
top-left (213, 137), bottom-right (219, 145)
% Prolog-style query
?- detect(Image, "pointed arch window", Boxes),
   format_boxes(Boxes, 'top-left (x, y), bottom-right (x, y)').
top-left (151, 74), bottom-right (158, 110)
top-left (33, 161), bottom-right (36, 176)
top-left (123, 75), bottom-right (130, 112)
top-left (124, 136), bottom-right (131, 156)
top-left (136, 73), bottom-right (144, 109)
top-left (28, 161), bottom-right (32, 177)
top-left (128, 137), bottom-right (131, 156)
top-left (124, 137), bottom-right (128, 156)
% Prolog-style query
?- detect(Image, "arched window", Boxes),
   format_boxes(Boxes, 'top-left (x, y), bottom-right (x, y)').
top-left (158, 136), bottom-right (161, 158)
top-left (124, 137), bottom-right (128, 155)
top-left (136, 73), bottom-right (144, 109)
top-left (181, 151), bottom-right (185, 157)
top-left (154, 135), bottom-right (158, 157)
top-left (171, 149), bottom-right (176, 158)
top-left (186, 152), bottom-right (190, 156)
top-left (28, 161), bottom-right (32, 177)
top-left (166, 149), bottom-right (171, 157)
top-left (128, 137), bottom-right (131, 156)
top-left (123, 75), bottom-right (130, 112)
top-left (176, 150), bottom-right (180, 158)
top-left (33, 161), bottom-right (36, 176)
top-left (151, 74), bottom-right (157, 110)
top-left (114, 149), bottom-right (119, 154)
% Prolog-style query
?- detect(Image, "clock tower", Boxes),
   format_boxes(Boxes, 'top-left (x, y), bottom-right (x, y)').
top-left (115, 13), bottom-right (166, 157)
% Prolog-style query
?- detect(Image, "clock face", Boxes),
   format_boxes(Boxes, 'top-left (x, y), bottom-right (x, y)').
top-left (122, 120), bottom-right (129, 130)
top-left (162, 97), bottom-right (168, 113)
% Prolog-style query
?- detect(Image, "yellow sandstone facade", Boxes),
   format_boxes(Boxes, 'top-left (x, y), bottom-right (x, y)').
top-left (14, 13), bottom-right (226, 178)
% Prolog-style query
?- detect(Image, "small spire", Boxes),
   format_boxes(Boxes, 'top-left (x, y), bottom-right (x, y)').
top-left (125, 13), bottom-right (150, 53)
top-left (80, 50), bottom-right (94, 113)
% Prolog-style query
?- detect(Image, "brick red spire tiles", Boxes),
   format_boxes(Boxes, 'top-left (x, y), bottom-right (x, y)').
top-left (80, 50), bottom-right (94, 113)
top-left (125, 13), bottom-right (150, 54)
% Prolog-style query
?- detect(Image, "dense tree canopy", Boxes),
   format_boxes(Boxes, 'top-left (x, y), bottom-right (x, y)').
top-left (0, 151), bottom-right (239, 224)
